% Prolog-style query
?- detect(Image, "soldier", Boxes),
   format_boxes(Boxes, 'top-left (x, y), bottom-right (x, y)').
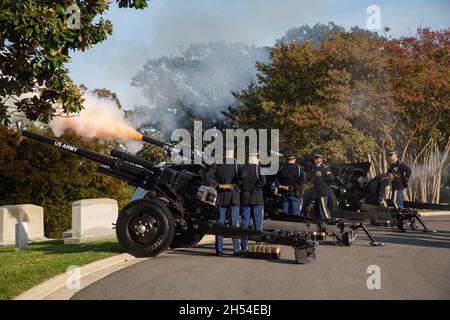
top-left (274, 154), bottom-right (306, 216)
top-left (205, 143), bottom-right (240, 256)
top-left (311, 153), bottom-right (335, 222)
top-left (238, 150), bottom-right (266, 251)
top-left (387, 151), bottom-right (412, 210)
top-left (364, 173), bottom-right (395, 207)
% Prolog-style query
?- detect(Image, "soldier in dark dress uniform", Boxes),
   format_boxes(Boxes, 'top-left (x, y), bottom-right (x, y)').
top-left (238, 151), bottom-right (266, 251)
top-left (205, 143), bottom-right (240, 256)
top-left (387, 151), bottom-right (412, 210)
top-left (311, 153), bottom-right (335, 221)
top-left (365, 173), bottom-right (394, 207)
top-left (274, 154), bottom-right (306, 216)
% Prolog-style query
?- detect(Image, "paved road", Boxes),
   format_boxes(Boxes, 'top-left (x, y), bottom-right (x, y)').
top-left (72, 216), bottom-right (450, 300)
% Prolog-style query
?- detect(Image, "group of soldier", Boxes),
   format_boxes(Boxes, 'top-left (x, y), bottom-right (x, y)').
top-left (206, 144), bottom-right (413, 256)
top-left (205, 144), bottom-right (265, 256)
top-left (205, 144), bottom-right (337, 256)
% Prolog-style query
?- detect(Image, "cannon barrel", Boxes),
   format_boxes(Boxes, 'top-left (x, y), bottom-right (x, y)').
top-left (139, 133), bottom-right (205, 166)
top-left (110, 149), bottom-right (155, 169)
top-left (21, 130), bottom-right (150, 180)
top-left (22, 130), bottom-right (117, 167)
top-left (141, 134), bottom-right (175, 150)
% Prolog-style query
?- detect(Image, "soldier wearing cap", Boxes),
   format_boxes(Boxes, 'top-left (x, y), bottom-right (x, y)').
top-left (387, 151), bottom-right (412, 210)
top-left (311, 153), bottom-right (335, 221)
top-left (205, 143), bottom-right (240, 256)
top-left (274, 154), bottom-right (306, 216)
top-left (238, 150), bottom-right (266, 251)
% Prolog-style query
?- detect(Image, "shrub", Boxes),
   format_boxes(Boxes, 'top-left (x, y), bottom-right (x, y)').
top-left (0, 125), bottom-right (134, 238)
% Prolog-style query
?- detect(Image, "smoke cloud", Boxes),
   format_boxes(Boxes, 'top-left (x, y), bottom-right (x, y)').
top-left (50, 92), bottom-right (143, 153)
top-left (130, 42), bottom-right (269, 134)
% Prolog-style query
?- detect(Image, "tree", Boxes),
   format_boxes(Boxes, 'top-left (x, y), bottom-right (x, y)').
top-left (0, 0), bottom-right (149, 125)
top-left (385, 28), bottom-right (450, 202)
top-left (0, 124), bottom-right (134, 238)
top-left (93, 88), bottom-right (123, 109)
top-left (226, 32), bottom-right (379, 161)
top-left (227, 27), bottom-right (449, 203)
top-left (276, 22), bottom-right (345, 47)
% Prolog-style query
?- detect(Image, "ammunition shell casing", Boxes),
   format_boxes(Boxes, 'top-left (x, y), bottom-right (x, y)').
top-left (263, 246), bottom-right (269, 259)
top-left (273, 246), bottom-right (281, 259)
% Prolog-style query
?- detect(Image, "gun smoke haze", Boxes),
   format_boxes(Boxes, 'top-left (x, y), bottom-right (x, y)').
top-left (129, 42), bottom-right (270, 135)
top-left (50, 93), bottom-right (144, 153)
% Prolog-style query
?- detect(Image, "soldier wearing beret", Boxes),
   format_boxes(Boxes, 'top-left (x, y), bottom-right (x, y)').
top-left (387, 151), bottom-right (412, 210)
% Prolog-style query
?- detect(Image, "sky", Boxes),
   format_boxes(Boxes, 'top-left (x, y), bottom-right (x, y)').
top-left (68, 0), bottom-right (450, 110)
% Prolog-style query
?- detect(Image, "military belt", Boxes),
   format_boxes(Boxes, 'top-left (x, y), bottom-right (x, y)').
top-left (218, 184), bottom-right (235, 190)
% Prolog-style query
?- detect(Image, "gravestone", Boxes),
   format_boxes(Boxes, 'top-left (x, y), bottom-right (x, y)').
top-left (15, 222), bottom-right (29, 250)
top-left (64, 198), bottom-right (118, 244)
top-left (0, 205), bottom-right (45, 246)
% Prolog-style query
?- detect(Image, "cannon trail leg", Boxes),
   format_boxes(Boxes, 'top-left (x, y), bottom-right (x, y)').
top-left (358, 224), bottom-right (385, 246)
top-left (414, 214), bottom-right (436, 233)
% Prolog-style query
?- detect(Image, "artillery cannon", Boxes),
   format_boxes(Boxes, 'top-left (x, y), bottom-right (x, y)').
top-left (21, 130), bottom-right (316, 264)
top-left (263, 157), bottom-right (445, 233)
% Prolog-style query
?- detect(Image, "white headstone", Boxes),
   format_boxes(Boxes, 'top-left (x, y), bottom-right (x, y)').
top-left (15, 222), bottom-right (29, 250)
top-left (64, 198), bottom-right (118, 244)
top-left (0, 205), bottom-right (45, 246)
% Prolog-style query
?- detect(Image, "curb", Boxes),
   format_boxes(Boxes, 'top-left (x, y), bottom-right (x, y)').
top-left (418, 211), bottom-right (450, 217)
top-left (14, 235), bottom-right (216, 300)
top-left (14, 253), bottom-right (136, 300)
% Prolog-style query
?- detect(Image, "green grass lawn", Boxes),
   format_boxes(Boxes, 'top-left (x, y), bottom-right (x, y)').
top-left (0, 240), bottom-right (123, 300)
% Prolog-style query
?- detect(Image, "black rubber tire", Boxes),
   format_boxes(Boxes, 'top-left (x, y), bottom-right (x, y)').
top-left (116, 199), bottom-right (175, 257)
top-left (170, 230), bottom-right (205, 248)
top-left (410, 218), bottom-right (419, 231)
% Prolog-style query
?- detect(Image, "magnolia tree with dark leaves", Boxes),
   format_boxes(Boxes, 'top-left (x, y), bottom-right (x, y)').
top-left (0, 0), bottom-right (149, 125)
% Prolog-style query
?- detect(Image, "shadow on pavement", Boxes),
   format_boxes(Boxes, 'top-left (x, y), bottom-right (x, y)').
top-left (168, 247), bottom-right (300, 265)
top-left (361, 230), bottom-right (450, 249)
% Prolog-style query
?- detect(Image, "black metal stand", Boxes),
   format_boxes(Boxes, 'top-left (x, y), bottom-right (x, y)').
top-left (357, 224), bottom-right (385, 246)
top-left (189, 219), bottom-right (317, 264)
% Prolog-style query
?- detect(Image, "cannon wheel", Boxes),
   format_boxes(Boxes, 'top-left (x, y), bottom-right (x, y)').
top-left (410, 217), bottom-right (419, 231)
top-left (170, 229), bottom-right (205, 248)
top-left (116, 199), bottom-right (175, 257)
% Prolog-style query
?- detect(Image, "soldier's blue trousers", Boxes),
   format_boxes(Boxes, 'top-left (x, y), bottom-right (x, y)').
top-left (390, 189), bottom-right (404, 209)
top-left (315, 196), bottom-right (332, 221)
top-left (215, 206), bottom-right (240, 253)
top-left (281, 196), bottom-right (302, 216)
top-left (240, 205), bottom-right (264, 249)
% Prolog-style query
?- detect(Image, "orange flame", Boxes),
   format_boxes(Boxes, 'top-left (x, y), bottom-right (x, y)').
top-left (50, 94), bottom-right (144, 142)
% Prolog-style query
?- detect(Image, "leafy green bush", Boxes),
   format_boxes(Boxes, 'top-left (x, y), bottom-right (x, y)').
top-left (0, 125), bottom-right (134, 238)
